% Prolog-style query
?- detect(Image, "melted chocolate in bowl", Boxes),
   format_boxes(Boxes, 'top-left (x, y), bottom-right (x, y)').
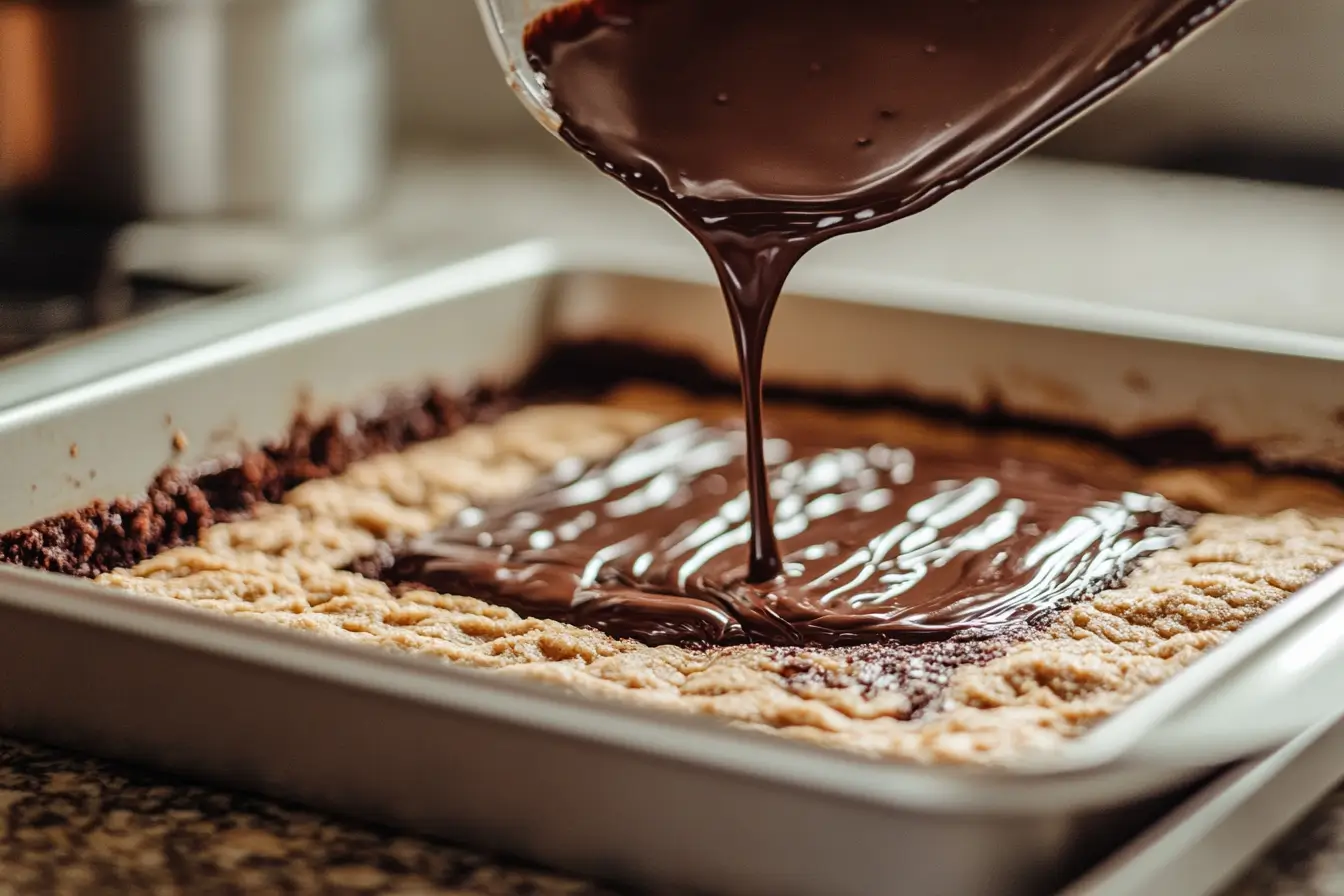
top-left (385, 419), bottom-right (1192, 646)
top-left (525, 0), bottom-right (1236, 233)
top-left (522, 0), bottom-right (1239, 586)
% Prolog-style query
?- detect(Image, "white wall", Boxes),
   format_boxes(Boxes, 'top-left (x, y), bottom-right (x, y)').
top-left (1049, 0), bottom-right (1344, 161)
top-left (385, 0), bottom-right (543, 148)
top-left (384, 0), bottom-right (1344, 160)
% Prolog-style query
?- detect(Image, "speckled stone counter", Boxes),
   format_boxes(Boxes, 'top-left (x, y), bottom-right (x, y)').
top-left (0, 736), bottom-right (1333, 895)
top-left (1228, 791), bottom-right (1344, 896)
top-left (0, 737), bottom-right (623, 895)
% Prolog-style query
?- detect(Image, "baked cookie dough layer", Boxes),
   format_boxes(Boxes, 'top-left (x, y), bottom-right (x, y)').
top-left (93, 387), bottom-right (1344, 764)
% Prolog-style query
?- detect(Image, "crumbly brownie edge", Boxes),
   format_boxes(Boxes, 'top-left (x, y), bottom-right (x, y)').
top-left (0, 385), bottom-right (511, 579)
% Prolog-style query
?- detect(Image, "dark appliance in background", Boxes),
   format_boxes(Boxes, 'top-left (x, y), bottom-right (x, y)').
top-left (1033, 0), bottom-right (1344, 191)
top-left (0, 218), bottom-right (239, 357)
top-left (1146, 144), bottom-right (1344, 193)
top-left (0, 0), bottom-right (385, 359)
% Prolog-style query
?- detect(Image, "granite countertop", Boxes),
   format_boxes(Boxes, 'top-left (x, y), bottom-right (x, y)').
top-left (0, 733), bottom-right (1334, 895)
top-left (0, 736), bottom-right (621, 895)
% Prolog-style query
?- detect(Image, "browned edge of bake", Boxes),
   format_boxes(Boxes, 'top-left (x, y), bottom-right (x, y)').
top-left (522, 340), bottom-right (1344, 476)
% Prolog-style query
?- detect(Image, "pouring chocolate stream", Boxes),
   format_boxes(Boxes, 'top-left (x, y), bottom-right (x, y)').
top-left (520, 0), bottom-right (1238, 583)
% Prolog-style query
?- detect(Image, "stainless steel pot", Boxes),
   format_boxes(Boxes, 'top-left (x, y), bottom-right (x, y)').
top-left (0, 0), bottom-right (387, 225)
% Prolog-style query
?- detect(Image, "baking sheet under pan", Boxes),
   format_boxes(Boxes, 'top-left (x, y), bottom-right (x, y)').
top-left (2, 240), bottom-right (1344, 894)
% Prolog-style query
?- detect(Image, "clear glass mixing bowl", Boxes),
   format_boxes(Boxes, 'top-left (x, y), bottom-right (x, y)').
top-left (472, 0), bottom-right (1250, 172)
top-left (473, 0), bottom-right (565, 133)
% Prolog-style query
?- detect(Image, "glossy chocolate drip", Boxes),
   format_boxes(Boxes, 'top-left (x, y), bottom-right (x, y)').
top-left (524, 0), bottom-right (1238, 582)
top-left (383, 419), bottom-right (1192, 646)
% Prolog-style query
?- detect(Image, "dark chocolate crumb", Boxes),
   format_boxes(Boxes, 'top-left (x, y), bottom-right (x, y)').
top-left (345, 543), bottom-right (397, 581)
top-left (1124, 370), bottom-right (1153, 395)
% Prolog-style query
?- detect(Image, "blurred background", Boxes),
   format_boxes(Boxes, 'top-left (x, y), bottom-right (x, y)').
top-left (2, 0), bottom-right (1343, 356)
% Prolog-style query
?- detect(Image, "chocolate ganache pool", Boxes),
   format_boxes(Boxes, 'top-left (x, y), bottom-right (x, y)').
top-left (381, 417), bottom-right (1192, 646)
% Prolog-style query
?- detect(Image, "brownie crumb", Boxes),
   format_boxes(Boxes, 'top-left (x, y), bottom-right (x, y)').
top-left (345, 544), bottom-right (397, 582)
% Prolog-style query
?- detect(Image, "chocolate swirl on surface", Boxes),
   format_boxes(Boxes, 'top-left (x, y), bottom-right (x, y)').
top-left (381, 418), bottom-right (1194, 646)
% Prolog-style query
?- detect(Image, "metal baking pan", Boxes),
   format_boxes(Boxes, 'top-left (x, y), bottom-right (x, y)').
top-left (2, 239), bottom-right (1344, 895)
top-left (1069, 704), bottom-right (1344, 896)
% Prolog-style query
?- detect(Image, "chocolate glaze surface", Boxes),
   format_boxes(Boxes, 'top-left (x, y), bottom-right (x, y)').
top-left (525, 0), bottom-right (1239, 583)
top-left (383, 418), bottom-right (1193, 646)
